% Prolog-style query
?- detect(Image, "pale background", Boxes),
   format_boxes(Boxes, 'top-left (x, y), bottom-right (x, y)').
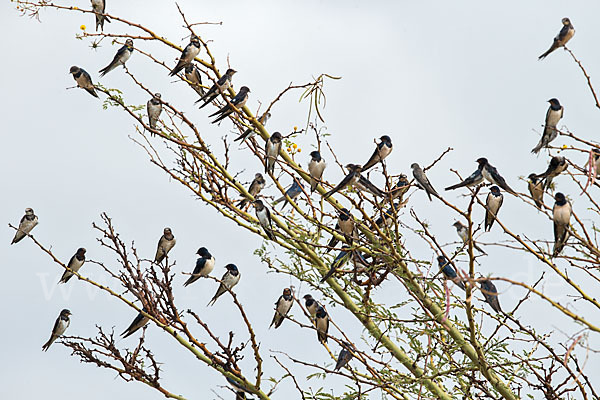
top-left (1, 1), bottom-right (599, 399)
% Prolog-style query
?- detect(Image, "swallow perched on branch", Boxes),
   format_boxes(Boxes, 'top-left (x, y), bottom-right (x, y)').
top-left (265, 132), bottom-right (283, 175)
top-left (270, 288), bottom-right (293, 329)
top-left (303, 294), bottom-right (320, 320)
top-left (238, 173), bottom-right (266, 208)
top-left (154, 227), bottom-right (175, 264)
top-left (273, 178), bottom-right (304, 209)
top-left (207, 264), bottom-right (241, 306)
top-left (235, 112), bottom-right (271, 142)
top-left (147, 93), bottom-right (162, 130)
top-left (532, 98), bottom-right (564, 154)
top-left (184, 64), bottom-right (204, 96)
top-left (453, 221), bottom-right (486, 255)
top-left (253, 200), bottom-right (276, 241)
top-left (552, 192), bottom-right (572, 257)
top-left (326, 208), bottom-right (356, 252)
top-left (121, 308), bottom-right (149, 338)
top-left (169, 35), bottom-right (201, 76)
top-left (480, 279), bottom-right (502, 313)
top-left (315, 306), bottom-right (329, 343)
top-left (445, 163), bottom-right (484, 191)
top-left (99, 39), bottom-right (134, 77)
top-left (411, 163), bottom-right (439, 201)
top-left (42, 309), bottom-right (71, 351)
top-left (308, 151), bottom-right (326, 192)
top-left (484, 186), bottom-right (504, 232)
top-left (209, 86), bottom-right (250, 124)
top-left (536, 156), bottom-right (568, 190)
top-left (11, 208), bottom-right (38, 245)
top-left (197, 68), bottom-right (237, 108)
top-left (69, 66), bottom-right (98, 98)
top-left (335, 342), bottom-right (356, 371)
top-left (91, 0), bottom-right (110, 31)
top-left (59, 248), bottom-right (86, 284)
top-left (437, 256), bottom-right (465, 291)
top-left (477, 158), bottom-right (517, 195)
top-left (528, 173), bottom-right (545, 209)
top-left (183, 247), bottom-right (215, 287)
top-left (539, 18), bottom-right (575, 60)
top-left (362, 135), bottom-right (393, 171)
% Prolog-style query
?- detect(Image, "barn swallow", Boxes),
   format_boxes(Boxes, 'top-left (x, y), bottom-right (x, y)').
top-left (320, 247), bottom-right (355, 282)
top-left (183, 247), bottom-right (215, 287)
top-left (58, 248), bottom-right (86, 284)
top-left (553, 192), bottom-right (572, 256)
top-left (154, 227), bottom-right (176, 264)
top-left (303, 294), bottom-right (319, 319)
top-left (226, 376), bottom-right (254, 398)
top-left (265, 132), bottom-right (282, 175)
top-left (315, 306), bottom-right (329, 343)
top-left (587, 148), bottom-right (600, 178)
top-left (270, 288), bottom-right (293, 329)
top-left (445, 164), bottom-right (484, 191)
top-left (532, 98), bottom-right (564, 154)
top-left (209, 86), bottom-right (250, 124)
top-left (184, 64), bottom-right (204, 96)
top-left (362, 135), bottom-right (393, 171)
top-left (169, 35), bottom-right (201, 76)
top-left (273, 178), bottom-right (304, 209)
top-left (437, 255), bottom-right (465, 291)
top-left (147, 93), bottom-right (162, 130)
top-left (389, 174), bottom-right (409, 200)
top-left (11, 207), bottom-right (38, 244)
top-left (91, 0), bottom-right (110, 32)
top-left (528, 174), bottom-right (545, 209)
top-left (99, 39), bottom-right (134, 77)
top-left (484, 186), bottom-right (504, 232)
top-left (121, 308), bottom-right (150, 338)
top-left (207, 264), bottom-right (240, 306)
top-left (411, 163), bottom-right (439, 201)
top-left (453, 221), bottom-right (486, 255)
top-left (308, 151), bottom-right (326, 192)
top-left (42, 309), bottom-right (71, 351)
top-left (374, 202), bottom-right (402, 228)
top-left (536, 156), bottom-right (568, 190)
top-left (238, 173), bottom-right (266, 208)
top-left (334, 342), bottom-right (356, 371)
top-left (253, 200), bottom-right (276, 241)
top-left (197, 68), bottom-right (237, 108)
top-left (326, 208), bottom-right (356, 251)
top-left (539, 18), bottom-right (575, 60)
top-left (69, 66), bottom-right (98, 98)
top-left (477, 158), bottom-right (517, 195)
top-left (235, 112), bottom-right (271, 142)
top-left (356, 175), bottom-right (386, 197)
top-left (323, 164), bottom-right (361, 198)
top-left (480, 279), bottom-right (502, 313)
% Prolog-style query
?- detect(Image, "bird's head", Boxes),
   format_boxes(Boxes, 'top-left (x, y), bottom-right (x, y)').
top-left (154, 93), bottom-right (162, 99)
top-left (225, 264), bottom-right (238, 272)
top-left (310, 150), bottom-right (321, 160)
top-left (76, 248), bottom-right (87, 256)
top-left (225, 68), bottom-right (237, 76)
top-left (25, 208), bottom-right (34, 215)
top-left (163, 227), bottom-right (172, 235)
top-left (452, 221), bottom-right (463, 229)
top-left (554, 192), bottom-right (566, 203)
top-left (270, 132), bottom-right (282, 142)
top-left (239, 86), bottom-right (250, 93)
top-left (69, 66), bottom-right (80, 75)
top-left (410, 163), bottom-right (419, 170)
top-left (490, 186), bottom-right (501, 195)
top-left (61, 309), bottom-right (72, 317)
top-left (562, 17), bottom-right (571, 25)
top-left (303, 294), bottom-right (313, 300)
top-left (437, 255), bottom-right (448, 266)
top-left (197, 247), bottom-right (210, 257)
top-left (380, 135), bottom-right (392, 144)
top-left (253, 199), bottom-right (264, 209)
top-left (527, 173), bottom-right (538, 182)
top-left (548, 98), bottom-right (561, 108)
top-left (346, 164), bottom-right (361, 172)
top-left (125, 39), bottom-right (134, 47)
top-left (476, 157), bottom-right (488, 167)
top-left (283, 288), bottom-right (292, 297)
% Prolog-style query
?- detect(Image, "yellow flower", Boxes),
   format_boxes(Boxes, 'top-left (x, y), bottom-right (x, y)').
top-left (80, 24), bottom-right (86, 30)
top-left (297, 148), bottom-right (302, 152)
top-left (292, 143), bottom-right (297, 149)
top-left (561, 145), bottom-right (568, 149)
top-left (293, 126), bottom-right (298, 131)
top-left (287, 147), bottom-right (292, 153)
top-left (73, 6), bottom-right (78, 10)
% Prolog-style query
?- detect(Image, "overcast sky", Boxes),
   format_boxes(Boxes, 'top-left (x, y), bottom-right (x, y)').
top-left (2, 1), bottom-right (600, 399)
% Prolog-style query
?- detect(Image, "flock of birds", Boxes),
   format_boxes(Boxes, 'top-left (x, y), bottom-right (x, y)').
top-left (10, 5), bottom-right (600, 396)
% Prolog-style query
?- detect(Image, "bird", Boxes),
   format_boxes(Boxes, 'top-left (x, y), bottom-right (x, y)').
top-left (484, 186), bottom-right (504, 232)
top-left (389, 174), bottom-right (410, 200)
top-left (453, 221), bottom-right (486, 255)
top-left (362, 135), bottom-right (393, 171)
top-left (528, 174), bottom-right (545, 209)
top-left (42, 309), bottom-right (71, 351)
top-left (323, 164), bottom-right (362, 198)
top-left (539, 18), bottom-right (575, 60)
top-left (445, 164), bottom-right (484, 191)
top-left (226, 376), bottom-right (254, 398)
top-left (183, 247), bottom-right (215, 287)
top-left (147, 93), bottom-right (162, 130)
top-left (326, 208), bottom-right (356, 252)
top-left (308, 151), bottom-right (326, 192)
top-left (374, 202), bottom-right (402, 228)
top-left (315, 306), bottom-right (329, 343)
top-left (273, 178), bottom-right (304, 209)
top-left (58, 248), bottom-right (86, 284)
top-left (586, 148), bottom-right (600, 178)
top-left (154, 227), bottom-right (176, 264)
top-left (207, 264), bottom-right (241, 306)
top-left (121, 308), bottom-right (150, 338)
top-left (477, 158), bottom-right (517, 195)
top-left (320, 248), bottom-right (368, 283)
top-left (253, 200), bottom-right (276, 241)
top-left (99, 39), bottom-right (134, 77)
top-left (183, 64), bottom-right (204, 96)
top-left (169, 35), bottom-right (201, 76)
top-left (356, 175), bottom-right (386, 197)
top-left (334, 342), bottom-right (356, 371)
top-left (238, 173), bottom-right (266, 208)
top-left (69, 66), bottom-right (98, 98)
top-left (265, 132), bottom-right (283, 175)
top-left (235, 112), bottom-right (271, 142)
top-left (411, 163), bottom-right (439, 201)
top-left (532, 98), bottom-right (564, 154)
top-left (536, 156), bottom-right (568, 190)
top-left (553, 192), bottom-right (572, 256)
top-left (303, 294), bottom-right (319, 320)
top-left (270, 288), bottom-right (293, 329)
top-left (91, 0), bottom-right (110, 32)
top-left (437, 255), bottom-right (465, 291)
top-left (480, 279), bottom-right (502, 313)
top-left (197, 68), bottom-right (237, 108)
top-left (11, 207), bottom-right (38, 244)
top-left (209, 86), bottom-right (250, 124)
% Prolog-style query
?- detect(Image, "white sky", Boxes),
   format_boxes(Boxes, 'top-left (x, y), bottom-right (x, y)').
top-left (2, 1), bottom-right (600, 399)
